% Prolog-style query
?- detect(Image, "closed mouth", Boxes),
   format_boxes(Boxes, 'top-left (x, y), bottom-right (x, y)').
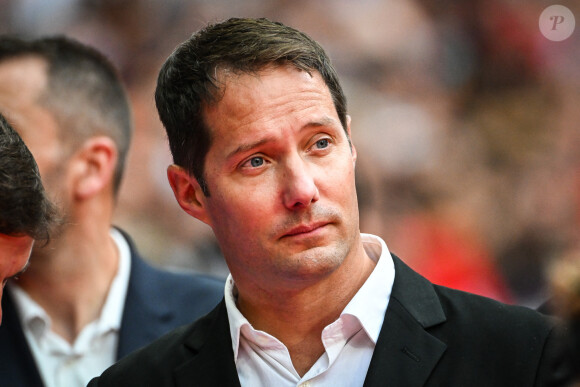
top-left (282, 222), bottom-right (329, 238)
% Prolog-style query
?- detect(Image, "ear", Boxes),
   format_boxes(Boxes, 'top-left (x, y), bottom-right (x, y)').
top-left (71, 136), bottom-right (118, 200)
top-left (346, 115), bottom-right (357, 166)
top-left (167, 164), bottom-right (212, 226)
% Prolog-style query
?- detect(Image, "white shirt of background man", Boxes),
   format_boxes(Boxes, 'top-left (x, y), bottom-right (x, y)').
top-left (9, 228), bottom-right (131, 387)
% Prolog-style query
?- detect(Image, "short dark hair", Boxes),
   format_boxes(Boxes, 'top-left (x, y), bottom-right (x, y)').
top-left (0, 35), bottom-right (133, 194)
top-left (0, 113), bottom-right (56, 240)
top-left (155, 17), bottom-right (347, 196)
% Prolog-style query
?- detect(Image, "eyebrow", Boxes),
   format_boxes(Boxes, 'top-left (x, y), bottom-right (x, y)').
top-left (226, 116), bottom-right (339, 160)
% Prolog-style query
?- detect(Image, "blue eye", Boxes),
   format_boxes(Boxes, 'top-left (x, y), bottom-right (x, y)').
top-left (249, 157), bottom-right (264, 167)
top-left (316, 139), bottom-right (329, 149)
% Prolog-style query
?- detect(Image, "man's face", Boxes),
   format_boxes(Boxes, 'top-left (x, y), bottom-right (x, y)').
top-left (0, 234), bottom-right (33, 324)
top-left (184, 66), bottom-right (360, 294)
top-left (0, 57), bottom-right (68, 246)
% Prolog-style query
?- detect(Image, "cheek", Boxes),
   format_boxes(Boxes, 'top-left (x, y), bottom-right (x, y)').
top-left (322, 157), bottom-right (356, 198)
top-left (207, 182), bottom-right (278, 238)
top-left (208, 191), bottom-right (266, 227)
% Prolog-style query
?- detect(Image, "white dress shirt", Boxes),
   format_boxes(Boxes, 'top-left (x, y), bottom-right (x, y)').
top-left (225, 233), bottom-right (395, 387)
top-left (9, 228), bottom-right (131, 387)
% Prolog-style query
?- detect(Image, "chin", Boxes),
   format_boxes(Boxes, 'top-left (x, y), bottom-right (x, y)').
top-left (281, 244), bottom-right (348, 280)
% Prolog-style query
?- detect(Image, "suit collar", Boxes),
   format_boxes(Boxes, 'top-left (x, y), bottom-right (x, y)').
top-left (116, 229), bottom-right (175, 359)
top-left (364, 254), bottom-right (447, 386)
top-left (173, 301), bottom-right (241, 387)
top-left (389, 254), bottom-right (446, 328)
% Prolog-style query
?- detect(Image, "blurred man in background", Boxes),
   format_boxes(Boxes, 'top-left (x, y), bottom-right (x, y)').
top-left (0, 112), bottom-right (55, 323)
top-left (0, 36), bottom-right (224, 387)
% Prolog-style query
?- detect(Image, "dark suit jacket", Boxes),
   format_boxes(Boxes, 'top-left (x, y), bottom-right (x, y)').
top-left (0, 230), bottom-right (224, 387)
top-left (88, 254), bottom-right (571, 387)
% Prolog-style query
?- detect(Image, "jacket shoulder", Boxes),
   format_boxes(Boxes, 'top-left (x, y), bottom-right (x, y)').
top-left (428, 285), bottom-right (570, 385)
top-left (434, 284), bottom-right (554, 335)
top-left (389, 255), bottom-right (571, 385)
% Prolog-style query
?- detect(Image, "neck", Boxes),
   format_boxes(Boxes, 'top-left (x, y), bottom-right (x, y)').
top-left (236, 240), bottom-right (375, 376)
top-left (17, 223), bottom-right (119, 344)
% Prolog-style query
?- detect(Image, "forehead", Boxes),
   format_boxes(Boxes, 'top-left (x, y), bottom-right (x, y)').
top-left (204, 66), bottom-right (338, 139)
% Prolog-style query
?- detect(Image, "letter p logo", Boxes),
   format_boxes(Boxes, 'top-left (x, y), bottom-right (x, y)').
top-left (550, 15), bottom-right (565, 30)
top-left (540, 5), bottom-right (575, 41)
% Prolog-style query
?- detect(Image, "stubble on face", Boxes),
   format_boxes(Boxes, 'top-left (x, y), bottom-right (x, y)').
top-left (201, 66), bottom-right (361, 292)
top-left (271, 205), bottom-right (349, 272)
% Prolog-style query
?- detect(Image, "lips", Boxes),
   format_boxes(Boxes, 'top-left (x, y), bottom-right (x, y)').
top-left (282, 222), bottom-right (329, 238)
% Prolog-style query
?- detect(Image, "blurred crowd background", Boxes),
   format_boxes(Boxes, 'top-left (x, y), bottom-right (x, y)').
top-left (1, 0), bottom-right (579, 307)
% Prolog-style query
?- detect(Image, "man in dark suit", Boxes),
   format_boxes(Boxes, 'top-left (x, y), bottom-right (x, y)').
top-left (0, 36), bottom-right (223, 387)
top-left (89, 18), bottom-right (571, 386)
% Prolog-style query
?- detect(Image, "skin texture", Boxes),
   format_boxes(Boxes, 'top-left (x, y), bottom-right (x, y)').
top-left (0, 234), bottom-right (33, 324)
top-left (168, 65), bottom-right (375, 374)
top-left (0, 56), bottom-right (119, 343)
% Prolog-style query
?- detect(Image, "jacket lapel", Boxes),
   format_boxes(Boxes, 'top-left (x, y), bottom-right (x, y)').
top-left (364, 255), bottom-right (447, 387)
top-left (173, 301), bottom-right (241, 387)
top-left (116, 244), bottom-right (175, 360)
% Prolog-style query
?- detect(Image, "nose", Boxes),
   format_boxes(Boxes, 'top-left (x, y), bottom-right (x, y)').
top-left (281, 156), bottom-right (320, 210)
